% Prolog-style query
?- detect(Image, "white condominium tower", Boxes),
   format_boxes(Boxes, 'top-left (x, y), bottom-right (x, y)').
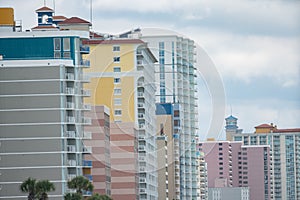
top-left (121, 28), bottom-right (199, 199)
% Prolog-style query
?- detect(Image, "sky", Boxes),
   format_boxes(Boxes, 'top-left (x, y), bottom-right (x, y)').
top-left (1, 0), bottom-right (299, 140)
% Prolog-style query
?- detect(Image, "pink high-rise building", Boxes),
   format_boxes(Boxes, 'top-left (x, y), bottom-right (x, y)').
top-left (198, 141), bottom-right (272, 200)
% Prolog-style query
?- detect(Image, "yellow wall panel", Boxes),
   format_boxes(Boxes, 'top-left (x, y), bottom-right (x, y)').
top-left (0, 8), bottom-right (14, 26)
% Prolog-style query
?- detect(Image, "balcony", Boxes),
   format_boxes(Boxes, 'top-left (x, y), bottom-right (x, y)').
top-left (68, 159), bottom-right (77, 166)
top-left (138, 145), bottom-right (146, 152)
top-left (82, 190), bottom-right (92, 196)
top-left (137, 82), bottom-right (144, 87)
top-left (67, 116), bottom-right (76, 123)
top-left (81, 117), bottom-right (92, 125)
top-left (83, 146), bottom-right (92, 154)
top-left (68, 174), bottom-right (77, 181)
top-left (67, 145), bottom-right (76, 152)
top-left (139, 188), bottom-right (146, 194)
top-left (66, 87), bottom-right (75, 95)
top-left (80, 59), bottom-right (90, 68)
top-left (138, 103), bottom-right (145, 109)
top-left (139, 178), bottom-right (146, 183)
top-left (83, 160), bottom-right (92, 168)
top-left (81, 89), bottom-right (91, 97)
top-left (139, 167), bottom-right (146, 172)
top-left (80, 45), bottom-right (90, 54)
top-left (66, 102), bottom-right (75, 109)
top-left (138, 92), bottom-right (144, 97)
top-left (65, 73), bottom-right (75, 81)
top-left (82, 104), bottom-right (91, 110)
top-left (138, 123), bottom-right (145, 130)
top-left (83, 131), bottom-right (92, 139)
top-left (138, 113), bottom-right (145, 119)
top-left (65, 131), bottom-right (76, 138)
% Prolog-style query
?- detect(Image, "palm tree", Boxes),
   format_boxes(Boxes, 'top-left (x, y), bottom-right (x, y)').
top-left (64, 192), bottom-right (82, 200)
top-left (20, 177), bottom-right (37, 200)
top-left (88, 193), bottom-right (113, 200)
top-left (67, 176), bottom-right (93, 195)
top-left (36, 180), bottom-right (55, 200)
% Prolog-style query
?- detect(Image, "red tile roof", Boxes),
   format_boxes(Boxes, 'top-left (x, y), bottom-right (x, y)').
top-left (36, 6), bottom-right (54, 12)
top-left (53, 15), bottom-right (67, 21)
top-left (274, 128), bottom-right (300, 133)
top-left (58, 17), bottom-right (91, 25)
top-left (90, 31), bottom-right (104, 39)
top-left (31, 25), bottom-right (58, 30)
top-left (83, 39), bottom-right (145, 45)
top-left (255, 124), bottom-right (274, 128)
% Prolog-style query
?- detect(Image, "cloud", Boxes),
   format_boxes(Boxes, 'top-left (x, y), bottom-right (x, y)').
top-left (185, 28), bottom-right (300, 87)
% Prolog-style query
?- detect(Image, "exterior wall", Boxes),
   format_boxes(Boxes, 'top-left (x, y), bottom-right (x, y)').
top-left (139, 30), bottom-right (199, 199)
top-left (208, 187), bottom-right (249, 200)
top-left (0, 8), bottom-right (14, 26)
top-left (0, 30), bottom-right (90, 200)
top-left (198, 141), bottom-right (271, 200)
top-left (84, 40), bottom-right (158, 200)
top-left (234, 132), bottom-right (300, 200)
top-left (110, 122), bottom-right (137, 200)
top-left (84, 105), bottom-right (111, 195)
top-left (156, 136), bottom-right (168, 200)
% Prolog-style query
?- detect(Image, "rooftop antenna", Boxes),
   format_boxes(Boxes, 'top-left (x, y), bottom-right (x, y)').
top-left (90, 0), bottom-right (93, 29)
top-left (44, 0), bottom-right (46, 6)
top-left (53, 0), bottom-right (56, 14)
top-left (230, 105), bottom-right (232, 116)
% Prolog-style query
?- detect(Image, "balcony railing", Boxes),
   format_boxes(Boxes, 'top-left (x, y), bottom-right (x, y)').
top-left (65, 73), bottom-right (75, 80)
top-left (83, 160), bottom-right (92, 167)
top-left (66, 87), bottom-right (75, 95)
top-left (81, 89), bottom-right (91, 96)
top-left (83, 146), bottom-right (92, 154)
top-left (68, 159), bottom-right (77, 166)
top-left (67, 145), bottom-right (76, 152)
top-left (80, 45), bottom-right (90, 54)
top-left (65, 131), bottom-right (76, 138)
top-left (80, 59), bottom-right (90, 68)
top-left (66, 102), bottom-right (75, 109)
top-left (83, 131), bottom-right (92, 139)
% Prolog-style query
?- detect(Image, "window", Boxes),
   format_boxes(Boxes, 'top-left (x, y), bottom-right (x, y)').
top-left (114, 78), bottom-right (121, 83)
top-left (113, 45), bottom-right (120, 52)
top-left (114, 88), bottom-right (121, 95)
top-left (63, 52), bottom-right (71, 58)
top-left (174, 110), bottom-right (179, 117)
top-left (54, 38), bottom-right (61, 51)
top-left (113, 67), bottom-right (121, 72)
top-left (114, 98), bottom-right (122, 105)
top-left (114, 110), bottom-right (122, 115)
top-left (54, 51), bottom-right (61, 58)
top-left (113, 57), bottom-right (120, 63)
top-left (63, 38), bottom-right (70, 51)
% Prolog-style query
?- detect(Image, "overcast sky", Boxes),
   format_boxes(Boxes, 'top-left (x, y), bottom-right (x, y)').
top-left (1, 0), bottom-right (299, 140)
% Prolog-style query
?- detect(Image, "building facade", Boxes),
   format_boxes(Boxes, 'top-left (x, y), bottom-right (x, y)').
top-left (123, 28), bottom-right (199, 199)
top-left (83, 39), bottom-right (158, 200)
top-left (0, 8), bottom-right (90, 200)
top-left (231, 120), bottom-right (300, 200)
top-left (198, 141), bottom-right (272, 200)
top-left (83, 105), bottom-right (111, 195)
top-left (156, 103), bottom-right (182, 200)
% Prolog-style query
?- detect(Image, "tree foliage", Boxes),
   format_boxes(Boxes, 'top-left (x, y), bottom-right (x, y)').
top-left (20, 177), bottom-right (55, 200)
top-left (67, 175), bottom-right (93, 195)
top-left (88, 193), bottom-right (113, 200)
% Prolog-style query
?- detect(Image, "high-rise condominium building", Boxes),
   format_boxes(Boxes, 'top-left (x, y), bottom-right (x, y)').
top-left (229, 117), bottom-right (300, 200)
top-left (83, 39), bottom-right (158, 200)
top-left (0, 7), bottom-right (90, 200)
top-left (198, 141), bottom-right (272, 200)
top-left (83, 105), bottom-right (111, 196)
top-left (156, 103), bottom-right (182, 200)
top-left (122, 28), bottom-right (199, 199)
